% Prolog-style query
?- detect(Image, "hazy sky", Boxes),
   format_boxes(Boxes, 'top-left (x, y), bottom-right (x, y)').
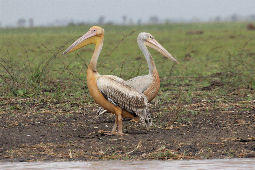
top-left (1, 0), bottom-right (255, 26)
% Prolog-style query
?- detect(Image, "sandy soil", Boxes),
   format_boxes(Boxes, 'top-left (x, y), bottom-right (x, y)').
top-left (0, 89), bottom-right (254, 161)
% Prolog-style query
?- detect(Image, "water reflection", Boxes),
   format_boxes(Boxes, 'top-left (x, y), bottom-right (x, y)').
top-left (0, 158), bottom-right (255, 170)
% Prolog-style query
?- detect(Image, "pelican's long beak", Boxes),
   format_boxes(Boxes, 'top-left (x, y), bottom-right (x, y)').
top-left (145, 39), bottom-right (178, 63)
top-left (63, 30), bottom-right (97, 55)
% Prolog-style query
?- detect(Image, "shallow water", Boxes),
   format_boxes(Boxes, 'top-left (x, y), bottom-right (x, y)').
top-left (1, 158), bottom-right (255, 170)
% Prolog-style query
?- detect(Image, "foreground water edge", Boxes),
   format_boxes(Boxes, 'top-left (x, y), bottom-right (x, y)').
top-left (0, 158), bottom-right (255, 170)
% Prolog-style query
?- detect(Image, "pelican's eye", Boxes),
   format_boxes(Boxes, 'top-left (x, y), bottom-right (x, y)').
top-left (149, 35), bottom-right (153, 39)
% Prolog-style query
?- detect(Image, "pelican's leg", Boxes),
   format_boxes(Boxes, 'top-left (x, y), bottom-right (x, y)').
top-left (116, 111), bottom-right (124, 135)
top-left (105, 108), bottom-right (124, 136)
top-left (113, 107), bottom-right (124, 135)
top-left (102, 116), bottom-right (117, 135)
top-left (111, 116), bottom-right (118, 134)
top-left (109, 114), bottom-right (123, 135)
top-left (104, 110), bottom-right (120, 135)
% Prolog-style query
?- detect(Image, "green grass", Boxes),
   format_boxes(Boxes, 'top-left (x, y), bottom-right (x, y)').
top-left (0, 22), bottom-right (255, 101)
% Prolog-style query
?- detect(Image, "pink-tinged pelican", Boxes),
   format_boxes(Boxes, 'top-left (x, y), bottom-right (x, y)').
top-left (126, 32), bottom-right (178, 101)
top-left (63, 26), bottom-right (151, 135)
top-left (97, 32), bottom-right (178, 118)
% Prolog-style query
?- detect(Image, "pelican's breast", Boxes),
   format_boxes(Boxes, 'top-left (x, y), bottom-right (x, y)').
top-left (143, 69), bottom-right (160, 102)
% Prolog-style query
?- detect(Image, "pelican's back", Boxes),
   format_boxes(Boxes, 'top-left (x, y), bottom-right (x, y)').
top-left (126, 75), bottom-right (153, 93)
top-left (97, 75), bottom-right (152, 126)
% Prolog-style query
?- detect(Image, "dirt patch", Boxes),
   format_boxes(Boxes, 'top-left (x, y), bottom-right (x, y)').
top-left (0, 89), bottom-right (255, 161)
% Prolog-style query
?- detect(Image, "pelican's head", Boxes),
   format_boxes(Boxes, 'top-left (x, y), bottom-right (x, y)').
top-left (63, 26), bottom-right (104, 54)
top-left (138, 32), bottom-right (178, 63)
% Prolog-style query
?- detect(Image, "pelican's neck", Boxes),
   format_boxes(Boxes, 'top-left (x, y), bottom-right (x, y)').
top-left (137, 39), bottom-right (156, 75)
top-left (89, 36), bottom-right (104, 72)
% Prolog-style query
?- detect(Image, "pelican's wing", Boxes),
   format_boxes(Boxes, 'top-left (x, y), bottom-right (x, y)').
top-left (97, 75), bottom-right (148, 117)
top-left (126, 75), bottom-right (153, 93)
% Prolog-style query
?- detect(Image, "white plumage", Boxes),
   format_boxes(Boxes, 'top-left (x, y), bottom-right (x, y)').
top-left (126, 75), bottom-right (153, 93)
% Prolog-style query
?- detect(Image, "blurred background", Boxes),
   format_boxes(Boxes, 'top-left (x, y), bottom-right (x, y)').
top-left (1, 0), bottom-right (255, 27)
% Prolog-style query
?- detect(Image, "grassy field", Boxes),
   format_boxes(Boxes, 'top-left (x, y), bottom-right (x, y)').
top-left (1, 22), bottom-right (255, 99)
top-left (0, 22), bottom-right (255, 161)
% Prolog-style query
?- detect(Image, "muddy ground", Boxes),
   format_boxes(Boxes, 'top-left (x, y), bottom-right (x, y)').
top-left (0, 88), bottom-right (255, 161)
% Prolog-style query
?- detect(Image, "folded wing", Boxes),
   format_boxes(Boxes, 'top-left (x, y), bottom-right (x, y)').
top-left (97, 75), bottom-right (150, 123)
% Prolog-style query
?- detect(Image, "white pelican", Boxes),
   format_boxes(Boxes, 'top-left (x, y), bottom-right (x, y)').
top-left (126, 32), bottom-right (178, 101)
top-left (97, 32), bottom-right (178, 118)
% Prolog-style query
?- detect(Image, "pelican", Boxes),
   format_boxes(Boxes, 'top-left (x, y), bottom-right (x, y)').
top-left (126, 32), bottom-right (178, 101)
top-left (97, 32), bottom-right (178, 117)
top-left (63, 26), bottom-right (151, 135)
